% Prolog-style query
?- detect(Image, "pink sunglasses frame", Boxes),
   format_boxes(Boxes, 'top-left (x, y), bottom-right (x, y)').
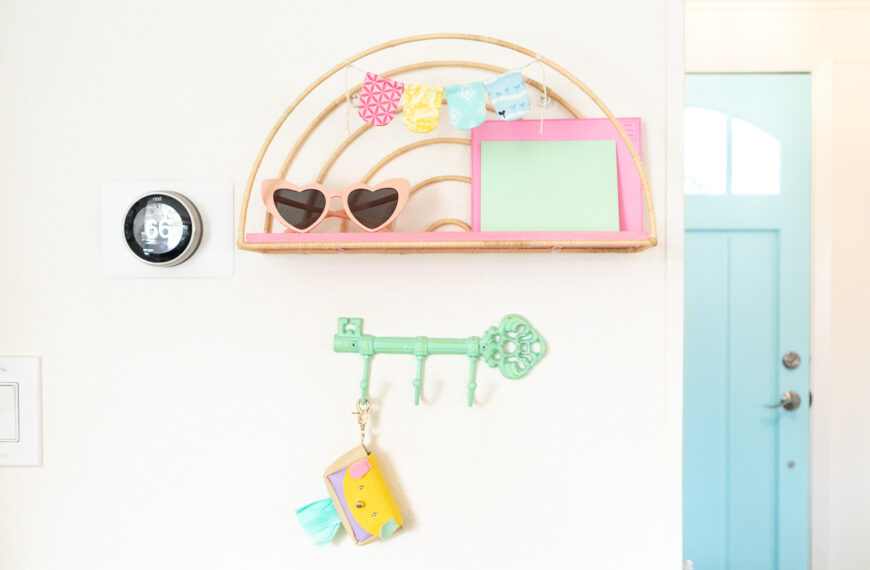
top-left (261, 178), bottom-right (410, 233)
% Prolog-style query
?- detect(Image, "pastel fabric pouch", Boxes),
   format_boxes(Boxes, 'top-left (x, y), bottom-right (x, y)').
top-left (445, 82), bottom-right (487, 129)
top-left (324, 445), bottom-right (403, 546)
top-left (402, 84), bottom-right (444, 133)
top-left (483, 71), bottom-right (530, 121)
top-left (358, 72), bottom-right (404, 127)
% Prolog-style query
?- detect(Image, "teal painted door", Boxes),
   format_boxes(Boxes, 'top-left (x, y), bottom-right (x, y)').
top-left (683, 74), bottom-right (811, 569)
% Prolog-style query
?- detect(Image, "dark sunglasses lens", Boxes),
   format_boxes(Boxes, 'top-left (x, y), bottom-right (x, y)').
top-left (273, 188), bottom-right (326, 230)
top-left (347, 188), bottom-right (399, 230)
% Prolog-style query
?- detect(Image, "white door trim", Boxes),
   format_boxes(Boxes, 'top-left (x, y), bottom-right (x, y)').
top-left (665, 0), bottom-right (686, 568)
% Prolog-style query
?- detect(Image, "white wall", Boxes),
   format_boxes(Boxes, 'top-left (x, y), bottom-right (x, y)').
top-left (0, 1), bottom-right (683, 569)
top-left (686, 3), bottom-right (870, 569)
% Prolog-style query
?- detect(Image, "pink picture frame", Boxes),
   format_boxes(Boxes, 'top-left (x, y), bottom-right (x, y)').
top-left (470, 118), bottom-right (644, 232)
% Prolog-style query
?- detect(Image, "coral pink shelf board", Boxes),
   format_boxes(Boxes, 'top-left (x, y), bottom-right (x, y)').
top-left (246, 231), bottom-right (650, 243)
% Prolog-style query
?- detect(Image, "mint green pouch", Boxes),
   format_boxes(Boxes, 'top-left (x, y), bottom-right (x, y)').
top-left (445, 82), bottom-right (487, 129)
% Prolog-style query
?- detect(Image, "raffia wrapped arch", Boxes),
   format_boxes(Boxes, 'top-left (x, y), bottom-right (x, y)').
top-left (237, 33), bottom-right (657, 253)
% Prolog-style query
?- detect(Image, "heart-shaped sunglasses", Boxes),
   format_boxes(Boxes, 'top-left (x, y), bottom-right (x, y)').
top-left (261, 178), bottom-right (410, 233)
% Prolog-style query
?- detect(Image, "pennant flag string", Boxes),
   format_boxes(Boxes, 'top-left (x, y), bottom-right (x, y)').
top-left (535, 54), bottom-right (547, 135)
top-left (340, 55), bottom-right (549, 134)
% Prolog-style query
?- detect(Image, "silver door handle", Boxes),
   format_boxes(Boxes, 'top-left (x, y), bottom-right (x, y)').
top-left (765, 391), bottom-right (801, 411)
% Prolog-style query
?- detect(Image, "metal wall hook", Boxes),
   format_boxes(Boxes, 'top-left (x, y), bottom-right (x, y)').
top-left (334, 314), bottom-right (547, 407)
top-left (413, 355), bottom-right (425, 405)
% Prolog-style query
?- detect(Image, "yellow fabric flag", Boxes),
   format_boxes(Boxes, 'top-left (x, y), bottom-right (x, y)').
top-left (402, 84), bottom-right (444, 133)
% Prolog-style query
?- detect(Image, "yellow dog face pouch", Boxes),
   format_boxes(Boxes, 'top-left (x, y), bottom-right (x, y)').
top-left (296, 445), bottom-right (403, 546)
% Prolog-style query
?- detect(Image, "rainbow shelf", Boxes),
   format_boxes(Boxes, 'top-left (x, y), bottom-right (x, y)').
top-left (236, 34), bottom-right (657, 255)
top-left (245, 230), bottom-right (652, 253)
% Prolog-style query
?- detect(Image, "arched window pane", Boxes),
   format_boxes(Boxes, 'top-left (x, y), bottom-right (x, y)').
top-left (731, 117), bottom-right (781, 195)
top-left (684, 107), bottom-right (728, 195)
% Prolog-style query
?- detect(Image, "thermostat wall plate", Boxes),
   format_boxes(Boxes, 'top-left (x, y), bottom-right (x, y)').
top-left (101, 180), bottom-right (233, 278)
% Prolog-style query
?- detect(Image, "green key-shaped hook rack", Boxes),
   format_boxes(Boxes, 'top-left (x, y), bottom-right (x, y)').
top-left (334, 314), bottom-right (547, 407)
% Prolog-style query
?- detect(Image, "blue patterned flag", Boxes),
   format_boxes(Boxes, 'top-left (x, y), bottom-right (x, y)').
top-left (483, 71), bottom-right (530, 121)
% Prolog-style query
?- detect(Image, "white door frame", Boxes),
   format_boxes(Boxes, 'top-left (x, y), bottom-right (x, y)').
top-left (685, 3), bottom-right (836, 568)
top-left (665, 0), bottom-right (686, 568)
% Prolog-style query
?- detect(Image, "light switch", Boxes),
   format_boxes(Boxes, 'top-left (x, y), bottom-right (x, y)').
top-left (0, 383), bottom-right (19, 441)
top-left (0, 357), bottom-right (41, 466)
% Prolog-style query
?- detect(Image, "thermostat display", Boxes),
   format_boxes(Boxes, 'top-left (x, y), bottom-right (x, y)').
top-left (123, 192), bottom-right (202, 266)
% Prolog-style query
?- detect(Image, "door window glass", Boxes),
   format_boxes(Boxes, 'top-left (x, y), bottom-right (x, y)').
top-left (731, 117), bottom-right (781, 195)
top-left (684, 107), bottom-right (781, 195)
top-left (684, 107), bottom-right (728, 195)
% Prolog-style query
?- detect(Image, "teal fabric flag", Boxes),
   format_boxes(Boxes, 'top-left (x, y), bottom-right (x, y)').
top-left (296, 498), bottom-right (341, 547)
top-left (445, 82), bottom-right (487, 129)
top-left (483, 71), bottom-right (530, 121)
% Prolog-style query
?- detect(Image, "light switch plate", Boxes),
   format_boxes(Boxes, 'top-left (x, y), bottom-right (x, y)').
top-left (101, 180), bottom-right (234, 278)
top-left (0, 357), bottom-right (41, 467)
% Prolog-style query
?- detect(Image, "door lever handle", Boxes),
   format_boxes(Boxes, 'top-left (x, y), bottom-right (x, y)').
top-left (765, 391), bottom-right (801, 411)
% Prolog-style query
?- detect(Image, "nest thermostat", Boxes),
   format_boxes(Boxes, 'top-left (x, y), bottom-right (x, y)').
top-left (123, 191), bottom-right (202, 266)
top-left (102, 180), bottom-right (233, 278)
